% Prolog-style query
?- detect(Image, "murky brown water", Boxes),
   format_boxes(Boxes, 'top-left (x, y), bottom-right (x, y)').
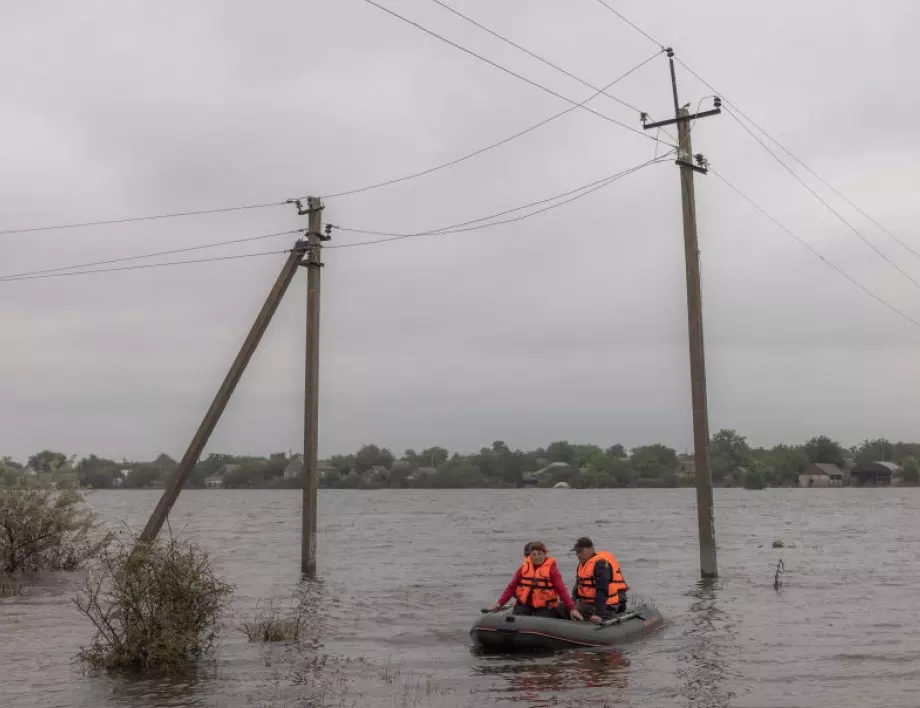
top-left (2, 488), bottom-right (918, 707)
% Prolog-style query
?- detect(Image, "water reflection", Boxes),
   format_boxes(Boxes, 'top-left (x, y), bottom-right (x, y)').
top-left (474, 649), bottom-right (630, 705)
top-left (675, 579), bottom-right (737, 708)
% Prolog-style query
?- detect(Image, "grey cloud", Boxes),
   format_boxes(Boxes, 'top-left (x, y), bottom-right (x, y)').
top-left (2, 0), bottom-right (920, 463)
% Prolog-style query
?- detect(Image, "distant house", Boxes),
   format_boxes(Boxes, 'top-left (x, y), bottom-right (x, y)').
top-left (366, 465), bottom-right (389, 483)
top-left (407, 466), bottom-right (436, 484)
top-left (204, 472), bottom-right (225, 489)
top-left (799, 463), bottom-right (846, 488)
top-left (113, 469), bottom-right (129, 488)
top-left (284, 456), bottom-right (337, 480)
top-left (851, 461), bottom-right (901, 487)
top-left (283, 456), bottom-right (303, 480)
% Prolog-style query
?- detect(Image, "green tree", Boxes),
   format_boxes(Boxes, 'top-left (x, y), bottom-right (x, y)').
top-left (355, 444), bottom-right (394, 473)
top-left (419, 447), bottom-right (450, 468)
top-left (606, 444), bottom-right (627, 459)
top-left (546, 441), bottom-right (576, 466)
top-left (27, 450), bottom-right (68, 474)
top-left (629, 444), bottom-right (678, 485)
top-left (803, 436), bottom-right (845, 466)
top-left (762, 445), bottom-right (808, 486)
top-left (710, 429), bottom-right (752, 484)
top-left (76, 455), bottom-right (120, 489)
top-left (742, 465), bottom-right (766, 490)
top-left (124, 466), bottom-right (159, 489)
top-left (902, 456), bottom-right (920, 486)
top-left (573, 444), bottom-right (604, 469)
top-left (0, 464), bottom-right (24, 488)
top-left (854, 438), bottom-right (892, 465)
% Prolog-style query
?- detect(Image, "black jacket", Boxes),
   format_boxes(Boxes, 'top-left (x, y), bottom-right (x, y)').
top-left (572, 556), bottom-right (614, 613)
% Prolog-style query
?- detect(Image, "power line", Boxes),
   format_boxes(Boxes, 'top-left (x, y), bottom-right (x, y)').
top-left (1, 249), bottom-right (290, 283)
top-left (589, 0), bottom-right (666, 50)
top-left (329, 154), bottom-right (670, 248)
top-left (675, 56), bottom-right (920, 264)
top-left (6, 158), bottom-right (668, 277)
top-left (356, 0), bottom-right (671, 147)
top-left (0, 229), bottom-right (301, 281)
top-left (582, 3), bottom-right (920, 286)
top-left (723, 107), bottom-right (920, 294)
top-left (320, 50), bottom-right (663, 200)
top-left (426, 0), bottom-right (644, 114)
top-left (712, 168), bottom-right (920, 332)
top-left (0, 200), bottom-right (288, 238)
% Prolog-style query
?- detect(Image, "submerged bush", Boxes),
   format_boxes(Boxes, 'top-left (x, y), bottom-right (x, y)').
top-left (240, 600), bottom-right (306, 643)
top-left (0, 487), bottom-right (110, 573)
top-left (73, 533), bottom-right (233, 673)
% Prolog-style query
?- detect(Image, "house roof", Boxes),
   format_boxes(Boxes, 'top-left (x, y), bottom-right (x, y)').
top-left (204, 473), bottom-right (224, 482)
top-left (851, 460), bottom-right (902, 473)
top-left (810, 463), bottom-right (844, 476)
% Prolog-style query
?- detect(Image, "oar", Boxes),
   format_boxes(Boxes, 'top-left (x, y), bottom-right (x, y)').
top-left (596, 610), bottom-right (644, 628)
top-left (480, 604), bottom-right (509, 614)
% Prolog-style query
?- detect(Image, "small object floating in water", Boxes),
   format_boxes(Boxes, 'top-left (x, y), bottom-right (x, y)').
top-left (772, 540), bottom-right (784, 548)
top-left (469, 604), bottom-right (664, 652)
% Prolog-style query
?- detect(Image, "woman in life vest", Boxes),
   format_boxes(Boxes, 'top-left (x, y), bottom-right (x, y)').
top-left (489, 541), bottom-right (583, 619)
top-left (571, 536), bottom-right (629, 624)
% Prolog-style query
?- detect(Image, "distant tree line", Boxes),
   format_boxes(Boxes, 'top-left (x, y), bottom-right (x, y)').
top-left (2, 430), bottom-right (918, 490)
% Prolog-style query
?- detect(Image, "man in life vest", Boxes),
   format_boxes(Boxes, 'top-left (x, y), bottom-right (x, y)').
top-left (570, 536), bottom-right (629, 623)
top-left (489, 541), bottom-right (584, 619)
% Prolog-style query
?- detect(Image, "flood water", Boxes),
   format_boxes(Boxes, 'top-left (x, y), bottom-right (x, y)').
top-left (2, 488), bottom-right (919, 708)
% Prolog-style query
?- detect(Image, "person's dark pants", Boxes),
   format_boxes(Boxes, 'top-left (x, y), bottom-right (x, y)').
top-left (575, 597), bottom-right (627, 619)
top-left (512, 603), bottom-right (563, 618)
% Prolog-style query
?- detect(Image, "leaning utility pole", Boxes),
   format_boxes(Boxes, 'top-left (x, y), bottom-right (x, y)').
top-left (642, 48), bottom-right (721, 579)
top-left (293, 196), bottom-right (329, 577)
top-left (136, 238), bottom-right (309, 549)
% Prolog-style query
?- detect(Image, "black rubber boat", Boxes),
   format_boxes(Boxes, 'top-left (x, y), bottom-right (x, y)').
top-left (470, 604), bottom-right (664, 652)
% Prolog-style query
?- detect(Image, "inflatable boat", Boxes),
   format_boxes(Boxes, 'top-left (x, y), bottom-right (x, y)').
top-left (470, 604), bottom-right (664, 652)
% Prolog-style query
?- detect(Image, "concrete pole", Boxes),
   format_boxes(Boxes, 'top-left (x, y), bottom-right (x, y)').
top-left (676, 107), bottom-right (718, 579)
top-left (302, 197), bottom-right (323, 576)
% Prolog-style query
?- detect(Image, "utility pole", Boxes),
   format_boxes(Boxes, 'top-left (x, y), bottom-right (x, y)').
top-left (293, 196), bottom-right (329, 577)
top-left (642, 48), bottom-right (721, 579)
top-left (136, 238), bottom-right (309, 549)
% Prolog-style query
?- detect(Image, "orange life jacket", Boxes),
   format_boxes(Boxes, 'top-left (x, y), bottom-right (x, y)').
top-left (575, 550), bottom-right (627, 606)
top-left (514, 556), bottom-right (559, 609)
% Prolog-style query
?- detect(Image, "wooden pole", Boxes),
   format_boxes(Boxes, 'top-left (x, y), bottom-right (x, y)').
top-left (302, 197), bottom-right (324, 576)
top-left (135, 241), bottom-right (308, 548)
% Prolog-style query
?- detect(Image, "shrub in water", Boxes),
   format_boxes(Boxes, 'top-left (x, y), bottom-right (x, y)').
top-left (0, 487), bottom-right (110, 573)
top-left (73, 532), bottom-right (233, 673)
top-left (240, 600), bottom-right (306, 643)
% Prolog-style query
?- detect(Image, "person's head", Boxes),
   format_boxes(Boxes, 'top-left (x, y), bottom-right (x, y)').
top-left (528, 541), bottom-right (548, 565)
top-left (523, 542), bottom-right (533, 558)
top-left (571, 536), bottom-right (595, 563)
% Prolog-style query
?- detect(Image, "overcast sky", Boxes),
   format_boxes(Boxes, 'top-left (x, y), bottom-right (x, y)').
top-left (2, 0), bottom-right (919, 464)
